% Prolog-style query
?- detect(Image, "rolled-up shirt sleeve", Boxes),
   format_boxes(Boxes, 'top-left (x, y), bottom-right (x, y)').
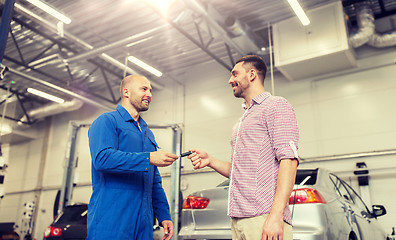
top-left (267, 97), bottom-right (299, 162)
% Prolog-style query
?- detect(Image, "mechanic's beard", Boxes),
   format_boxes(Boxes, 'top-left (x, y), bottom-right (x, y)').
top-left (137, 102), bottom-right (149, 112)
top-left (131, 99), bottom-right (149, 112)
top-left (139, 105), bottom-right (149, 112)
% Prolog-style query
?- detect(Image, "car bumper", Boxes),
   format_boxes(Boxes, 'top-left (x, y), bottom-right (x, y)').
top-left (292, 231), bottom-right (326, 240)
top-left (179, 227), bottom-right (327, 240)
top-left (178, 225), bottom-right (232, 240)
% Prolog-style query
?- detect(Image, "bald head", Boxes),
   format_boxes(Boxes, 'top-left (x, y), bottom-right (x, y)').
top-left (120, 75), bottom-right (152, 115)
top-left (120, 75), bottom-right (151, 99)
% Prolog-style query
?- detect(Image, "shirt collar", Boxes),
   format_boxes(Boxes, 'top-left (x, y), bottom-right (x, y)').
top-left (116, 105), bottom-right (147, 127)
top-left (243, 92), bottom-right (271, 109)
top-left (253, 92), bottom-right (271, 105)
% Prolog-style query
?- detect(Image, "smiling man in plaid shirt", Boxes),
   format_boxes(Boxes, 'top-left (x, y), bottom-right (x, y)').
top-left (188, 55), bottom-right (299, 240)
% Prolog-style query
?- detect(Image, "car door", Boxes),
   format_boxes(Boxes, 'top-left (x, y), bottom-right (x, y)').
top-left (329, 174), bottom-right (372, 240)
top-left (341, 180), bottom-right (386, 240)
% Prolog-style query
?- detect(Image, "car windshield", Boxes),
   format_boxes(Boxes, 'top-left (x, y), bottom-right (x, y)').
top-left (55, 205), bottom-right (88, 224)
top-left (216, 169), bottom-right (318, 187)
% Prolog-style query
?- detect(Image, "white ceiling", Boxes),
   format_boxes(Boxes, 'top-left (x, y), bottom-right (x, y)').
top-left (0, 0), bottom-right (395, 124)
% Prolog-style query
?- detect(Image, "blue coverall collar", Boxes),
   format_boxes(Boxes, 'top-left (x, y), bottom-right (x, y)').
top-left (116, 105), bottom-right (147, 128)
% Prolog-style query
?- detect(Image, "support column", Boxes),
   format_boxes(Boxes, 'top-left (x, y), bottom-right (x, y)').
top-left (170, 125), bottom-right (182, 239)
top-left (0, 0), bottom-right (15, 64)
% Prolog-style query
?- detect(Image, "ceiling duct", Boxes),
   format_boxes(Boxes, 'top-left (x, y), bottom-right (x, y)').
top-left (349, 2), bottom-right (375, 48)
top-left (223, 16), bottom-right (262, 54)
top-left (349, 1), bottom-right (396, 48)
top-left (18, 98), bottom-right (83, 124)
top-left (368, 25), bottom-right (396, 47)
top-left (224, 16), bottom-right (247, 37)
top-left (181, 0), bottom-right (260, 55)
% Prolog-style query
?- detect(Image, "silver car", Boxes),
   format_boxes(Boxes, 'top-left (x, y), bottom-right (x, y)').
top-left (179, 168), bottom-right (388, 240)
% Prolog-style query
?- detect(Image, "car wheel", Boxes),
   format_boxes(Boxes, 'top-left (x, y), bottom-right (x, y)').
top-left (348, 232), bottom-right (358, 240)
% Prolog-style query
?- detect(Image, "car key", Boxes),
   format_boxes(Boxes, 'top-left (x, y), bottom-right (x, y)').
top-left (180, 151), bottom-right (193, 158)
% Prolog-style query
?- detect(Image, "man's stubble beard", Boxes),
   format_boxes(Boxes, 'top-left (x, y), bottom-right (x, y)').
top-left (130, 98), bottom-right (149, 112)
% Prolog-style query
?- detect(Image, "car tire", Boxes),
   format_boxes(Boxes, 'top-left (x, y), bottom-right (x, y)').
top-left (348, 232), bottom-right (358, 240)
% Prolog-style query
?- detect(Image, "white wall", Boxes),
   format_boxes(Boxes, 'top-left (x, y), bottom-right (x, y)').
top-left (147, 48), bottom-right (396, 233)
top-left (0, 104), bottom-right (105, 239)
top-left (0, 47), bottom-right (395, 239)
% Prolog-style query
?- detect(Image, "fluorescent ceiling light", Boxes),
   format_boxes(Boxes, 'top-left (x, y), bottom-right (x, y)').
top-left (128, 56), bottom-right (163, 77)
top-left (147, 0), bottom-right (174, 14)
top-left (27, 88), bottom-right (65, 103)
top-left (26, 0), bottom-right (72, 24)
top-left (0, 125), bottom-right (12, 135)
top-left (287, 0), bottom-right (310, 26)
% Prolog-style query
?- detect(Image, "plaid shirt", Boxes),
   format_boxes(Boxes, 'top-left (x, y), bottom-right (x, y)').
top-left (228, 92), bottom-right (299, 225)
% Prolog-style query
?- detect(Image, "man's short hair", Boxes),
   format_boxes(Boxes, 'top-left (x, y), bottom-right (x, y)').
top-left (236, 55), bottom-right (267, 83)
top-left (120, 77), bottom-right (128, 98)
top-left (120, 75), bottom-right (137, 98)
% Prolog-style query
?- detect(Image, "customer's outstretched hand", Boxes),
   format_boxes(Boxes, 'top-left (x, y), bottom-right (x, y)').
top-left (188, 149), bottom-right (211, 169)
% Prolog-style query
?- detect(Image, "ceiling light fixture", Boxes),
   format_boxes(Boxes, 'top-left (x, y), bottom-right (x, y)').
top-left (26, 0), bottom-right (72, 24)
top-left (287, 0), bottom-right (310, 26)
top-left (147, 0), bottom-right (174, 14)
top-left (127, 56), bottom-right (163, 77)
top-left (27, 88), bottom-right (65, 103)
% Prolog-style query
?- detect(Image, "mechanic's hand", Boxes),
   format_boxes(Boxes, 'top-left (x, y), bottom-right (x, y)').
top-left (161, 220), bottom-right (174, 240)
top-left (262, 214), bottom-right (284, 240)
top-left (150, 150), bottom-right (178, 167)
top-left (188, 149), bottom-right (211, 169)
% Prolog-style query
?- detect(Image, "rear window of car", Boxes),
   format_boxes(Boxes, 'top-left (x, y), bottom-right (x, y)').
top-left (217, 179), bottom-right (230, 187)
top-left (55, 205), bottom-right (88, 224)
top-left (295, 169), bottom-right (318, 185)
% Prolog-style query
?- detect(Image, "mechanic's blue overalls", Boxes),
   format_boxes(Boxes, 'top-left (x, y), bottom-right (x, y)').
top-left (87, 105), bottom-right (171, 240)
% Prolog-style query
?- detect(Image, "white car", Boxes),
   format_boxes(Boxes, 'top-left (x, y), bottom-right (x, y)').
top-left (179, 168), bottom-right (388, 240)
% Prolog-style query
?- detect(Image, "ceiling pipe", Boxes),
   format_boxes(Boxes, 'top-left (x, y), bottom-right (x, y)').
top-left (300, 149), bottom-right (396, 163)
top-left (349, 1), bottom-right (396, 48)
top-left (18, 98), bottom-right (83, 124)
top-left (64, 25), bottom-right (167, 63)
top-left (368, 27), bottom-right (396, 48)
top-left (12, 3), bottom-right (164, 90)
top-left (349, 2), bottom-right (375, 48)
top-left (223, 16), bottom-right (262, 53)
top-left (28, 53), bottom-right (60, 68)
top-left (2, 65), bottom-right (115, 111)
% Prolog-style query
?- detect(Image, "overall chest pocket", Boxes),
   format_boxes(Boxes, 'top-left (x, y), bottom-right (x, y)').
top-left (145, 133), bottom-right (159, 151)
